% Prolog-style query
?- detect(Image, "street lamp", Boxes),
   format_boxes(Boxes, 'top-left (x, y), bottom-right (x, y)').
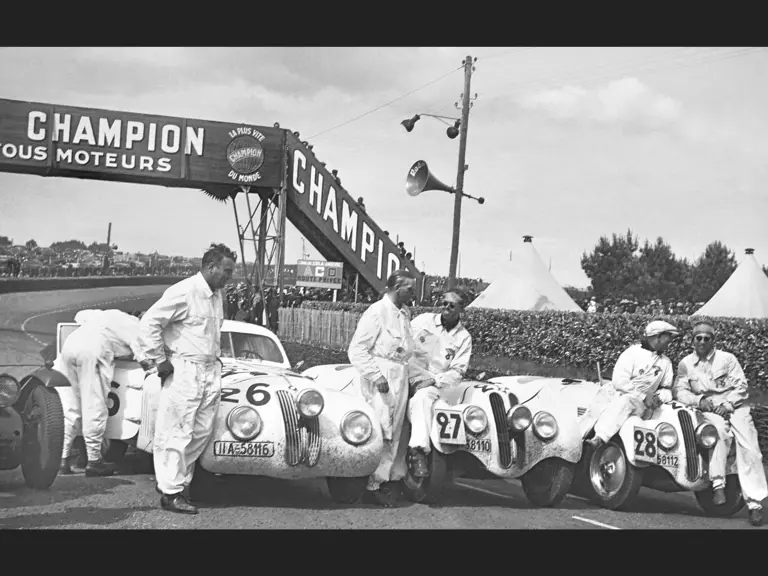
top-left (401, 55), bottom-right (478, 291)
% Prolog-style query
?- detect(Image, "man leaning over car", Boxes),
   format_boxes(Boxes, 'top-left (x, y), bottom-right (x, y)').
top-left (673, 320), bottom-right (767, 527)
top-left (406, 289), bottom-right (472, 478)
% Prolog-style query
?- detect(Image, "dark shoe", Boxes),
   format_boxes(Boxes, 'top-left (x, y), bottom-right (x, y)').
top-left (160, 493), bottom-right (198, 515)
top-left (362, 488), bottom-right (395, 508)
top-left (749, 508), bottom-right (764, 527)
top-left (408, 449), bottom-right (429, 478)
top-left (85, 459), bottom-right (115, 477)
top-left (59, 458), bottom-right (73, 475)
top-left (712, 487), bottom-right (726, 506)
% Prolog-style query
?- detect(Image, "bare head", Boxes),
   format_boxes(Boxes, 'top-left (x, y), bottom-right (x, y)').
top-left (201, 243), bottom-right (237, 291)
top-left (691, 320), bottom-right (716, 358)
top-left (440, 289), bottom-right (466, 328)
top-left (385, 269), bottom-right (417, 307)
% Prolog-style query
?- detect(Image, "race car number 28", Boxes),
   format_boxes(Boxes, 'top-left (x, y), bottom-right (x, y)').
top-left (633, 427), bottom-right (658, 464)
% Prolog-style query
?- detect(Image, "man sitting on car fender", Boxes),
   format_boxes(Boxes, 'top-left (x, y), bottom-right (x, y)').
top-left (406, 289), bottom-right (472, 478)
top-left (581, 320), bottom-right (678, 449)
top-left (673, 320), bottom-right (767, 527)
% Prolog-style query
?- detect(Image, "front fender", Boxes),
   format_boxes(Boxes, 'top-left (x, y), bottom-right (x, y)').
top-left (20, 368), bottom-right (71, 389)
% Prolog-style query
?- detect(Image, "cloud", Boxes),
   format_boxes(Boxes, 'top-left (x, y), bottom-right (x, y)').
top-left (518, 77), bottom-right (683, 132)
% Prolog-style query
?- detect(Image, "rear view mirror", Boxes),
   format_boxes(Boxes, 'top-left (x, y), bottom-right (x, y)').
top-left (477, 371), bottom-right (486, 381)
top-left (293, 360), bottom-right (305, 371)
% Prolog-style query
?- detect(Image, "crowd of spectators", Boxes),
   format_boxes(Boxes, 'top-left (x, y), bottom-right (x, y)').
top-left (580, 297), bottom-right (706, 316)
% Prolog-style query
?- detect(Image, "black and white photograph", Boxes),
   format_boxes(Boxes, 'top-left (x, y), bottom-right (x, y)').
top-left (0, 46), bottom-right (767, 530)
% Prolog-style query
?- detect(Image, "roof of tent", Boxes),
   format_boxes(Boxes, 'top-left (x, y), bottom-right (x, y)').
top-left (692, 249), bottom-right (768, 319)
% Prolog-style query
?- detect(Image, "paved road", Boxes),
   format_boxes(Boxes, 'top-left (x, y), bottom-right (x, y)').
top-left (0, 287), bottom-right (764, 529)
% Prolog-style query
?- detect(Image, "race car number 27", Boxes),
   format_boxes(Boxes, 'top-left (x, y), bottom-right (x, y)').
top-left (434, 409), bottom-right (466, 445)
top-left (220, 383), bottom-right (271, 406)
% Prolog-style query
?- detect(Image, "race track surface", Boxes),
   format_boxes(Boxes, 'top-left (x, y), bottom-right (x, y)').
top-left (0, 287), bottom-right (765, 530)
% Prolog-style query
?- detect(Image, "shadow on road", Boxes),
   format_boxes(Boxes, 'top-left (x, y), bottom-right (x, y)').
top-left (0, 505), bottom-right (155, 529)
top-left (0, 476), bottom-right (135, 510)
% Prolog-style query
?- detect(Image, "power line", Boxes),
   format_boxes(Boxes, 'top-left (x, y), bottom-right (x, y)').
top-left (307, 64), bottom-right (464, 141)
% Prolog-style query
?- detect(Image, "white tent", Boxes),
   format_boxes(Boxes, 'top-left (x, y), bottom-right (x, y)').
top-left (692, 248), bottom-right (768, 319)
top-left (468, 236), bottom-right (584, 313)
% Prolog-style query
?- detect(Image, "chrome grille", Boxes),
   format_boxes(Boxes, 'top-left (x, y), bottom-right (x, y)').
top-left (276, 389), bottom-right (322, 467)
top-left (489, 392), bottom-right (512, 468)
top-left (678, 410), bottom-right (700, 481)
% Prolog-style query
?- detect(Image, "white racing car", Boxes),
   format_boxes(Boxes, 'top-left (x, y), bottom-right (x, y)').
top-left (555, 378), bottom-right (745, 516)
top-left (301, 366), bottom-right (583, 507)
top-left (53, 320), bottom-right (385, 504)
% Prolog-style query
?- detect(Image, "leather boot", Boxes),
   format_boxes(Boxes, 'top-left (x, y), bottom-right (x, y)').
top-left (85, 459), bottom-right (115, 477)
top-left (408, 448), bottom-right (429, 478)
top-left (160, 493), bottom-right (198, 515)
top-left (59, 457), bottom-right (73, 475)
top-left (749, 508), bottom-right (764, 527)
top-left (712, 488), bottom-right (726, 506)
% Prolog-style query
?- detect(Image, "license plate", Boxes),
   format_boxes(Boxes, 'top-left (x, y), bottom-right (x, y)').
top-left (466, 438), bottom-right (492, 452)
top-left (657, 454), bottom-right (679, 468)
top-left (432, 409), bottom-right (467, 445)
top-left (213, 441), bottom-right (275, 458)
top-left (632, 427), bottom-right (658, 464)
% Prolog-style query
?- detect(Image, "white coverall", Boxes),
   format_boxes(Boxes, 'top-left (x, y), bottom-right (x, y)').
top-left (581, 343), bottom-right (674, 443)
top-left (60, 309), bottom-right (146, 462)
top-left (407, 313), bottom-right (472, 453)
top-left (139, 272), bottom-right (224, 496)
top-left (348, 294), bottom-right (414, 491)
top-left (674, 350), bottom-right (768, 510)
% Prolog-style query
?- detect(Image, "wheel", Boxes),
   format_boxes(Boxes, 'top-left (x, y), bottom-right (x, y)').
top-left (521, 458), bottom-right (576, 507)
top-left (584, 439), bottom-right (643, 510)
top-left (21, 385), bottom-right (65, 489)
top-left (103, 439), bottom-right (128, 463)
top-left (326, 477), bottom-right (368, 504)
top-left (400, 446), bottom-right (448, 504)
top-left (695, 474), bottom-right (746, 517)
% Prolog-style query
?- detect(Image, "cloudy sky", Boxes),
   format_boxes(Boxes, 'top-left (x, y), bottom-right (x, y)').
top-left (1, 46), bottom-right (767, 288)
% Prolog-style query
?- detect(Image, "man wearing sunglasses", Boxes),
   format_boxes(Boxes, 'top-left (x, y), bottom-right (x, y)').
top-left (673, 321), bottom-right (767, 526)
top-left (405, 289), bottom-right (473, 478)
top-left (583, 320), bottom-right (678, 449)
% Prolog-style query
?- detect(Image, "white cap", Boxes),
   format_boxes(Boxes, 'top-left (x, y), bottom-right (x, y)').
top-left (645, 320), bottom-right (679, 337)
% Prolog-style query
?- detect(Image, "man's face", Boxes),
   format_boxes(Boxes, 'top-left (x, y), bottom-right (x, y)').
top-left (208, 257), bottom-right (235, 290)
top-left (692, 325), bottom-right (715, 357)
top-left (393, 278), bottom-right (416, 306)
top-left (440, 292), bottom-right (462, 325)
top-left (650, 332), bottom-right (674, 352)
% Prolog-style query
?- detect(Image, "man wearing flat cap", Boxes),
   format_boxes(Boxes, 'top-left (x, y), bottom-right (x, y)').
top-left (673, 320), bottom-right (767, 527)
top-left (582, 320), bottom-right (678, 448)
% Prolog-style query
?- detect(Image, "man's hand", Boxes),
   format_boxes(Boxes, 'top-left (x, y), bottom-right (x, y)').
top-left (410, 378), bottom-right (436, 398)
top-left (374, 376), bottom-right (389, 394)
top-left (157, 360), bottom-right (174, 386)
top-left (714, 402), bottom-right (734, 417)
top-left (649, 394), bottom-right (663, 409)
top-left (699, 397), bottom-right (715, 412)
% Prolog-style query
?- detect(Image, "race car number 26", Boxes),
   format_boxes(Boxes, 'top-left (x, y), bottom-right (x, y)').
top-left (220, 383), bottom-right (271, 406)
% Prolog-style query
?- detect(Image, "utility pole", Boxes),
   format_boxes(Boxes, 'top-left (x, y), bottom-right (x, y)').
top-left (447, 55), bottom-right (475, 290)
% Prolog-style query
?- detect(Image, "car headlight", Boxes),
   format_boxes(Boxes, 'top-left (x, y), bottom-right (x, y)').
top-left (340, 411), bottom-right (373, 446)
top-left (507, 405), bottom-right (532, 433)
top-left (0, 374), bottom-right (20, 408)
top-left (656, 422), bottom-right (678, 450)
top-left (297, 388), bottom-right (324, 418)
top-left (463, 406), bottom-right (488, 434)
top-left (226, 406), bottom-right (262, 442)
top-left (532, 411), bottom-right (558, 441)
top-left (695, 422), bottom-right (718, 449)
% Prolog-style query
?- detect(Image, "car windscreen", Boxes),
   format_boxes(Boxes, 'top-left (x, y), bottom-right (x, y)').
top-left (220, 332), bottom-right (285, 364)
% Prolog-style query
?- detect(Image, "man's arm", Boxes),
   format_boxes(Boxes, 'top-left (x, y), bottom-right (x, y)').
top-left (672, 359), bottom-right (702, 406)
top-left (654, 360), bottom-right (674, 403)
top-left (610, 349), bottom-right (635, 393)
top-left (719, 354), bottom-right (749, 410)
top-left (434, 333), bottom-right (472, 388)
top-left (347, 306), bottom-right (385, 383)
top-left (138, 287), bottom-right (188, 365)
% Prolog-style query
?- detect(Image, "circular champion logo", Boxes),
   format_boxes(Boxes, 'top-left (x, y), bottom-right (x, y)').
top-left (226, 135), bottom-right (265, 175)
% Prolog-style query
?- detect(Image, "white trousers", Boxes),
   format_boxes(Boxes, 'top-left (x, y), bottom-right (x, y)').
top-left (706, 407), bottom-right (768, 509)
top-left (407, 386), bottom-right (440, 452)
top-left (153, 357), bottom-right (221, 495)
top-left (361, 361), bottom-right (409, 491)
top-left (581, 387), bottom-right (647, 443)
top-left (60, 334), bottom-right (114, 462)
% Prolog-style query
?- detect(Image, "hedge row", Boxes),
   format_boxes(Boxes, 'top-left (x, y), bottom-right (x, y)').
top-left (0, 275), bottom-right (186, 294)
top-left (298, 301), bottom-right (768, 393)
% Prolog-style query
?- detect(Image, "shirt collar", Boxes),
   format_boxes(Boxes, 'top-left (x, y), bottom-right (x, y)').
top-left (195, 272), bottom-right (215, 299)
top-left (384, 293), bottom-right (406, 314)
top-left (434, 313), bottom-right (462, 334)
top-left (694, 348), bottom-right (717, 365)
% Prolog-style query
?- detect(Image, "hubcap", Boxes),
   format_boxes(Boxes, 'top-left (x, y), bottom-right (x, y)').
top-left (589, 442), bottom-right (627, 499)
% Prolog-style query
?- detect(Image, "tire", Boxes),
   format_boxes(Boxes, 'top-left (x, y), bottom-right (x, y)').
top-left (103, 440), bottom-right (128, 463)
top-left (695, 474), bottom-right (746, 518)
top-left (326, 477), bottom-right (368, 504)
top-left (584, 438), bottom-right (643, 511)
top-left (189, 461), bottom-right (220, 503)
top-left (400, 446), bottom-right (448, 504)
top-left (521, 458), bottom-right (576, 507)
top-left (21, 385), bottom-right (65, 489)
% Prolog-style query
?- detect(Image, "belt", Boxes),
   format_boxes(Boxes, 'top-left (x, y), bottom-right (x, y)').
top-left (167, 350), bottom-right (219, 364)
top-left (371, 352), bottom-right (409, 366)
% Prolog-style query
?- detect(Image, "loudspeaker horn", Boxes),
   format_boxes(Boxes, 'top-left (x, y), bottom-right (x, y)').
top-left (405, 160), bottom-right (454, 197)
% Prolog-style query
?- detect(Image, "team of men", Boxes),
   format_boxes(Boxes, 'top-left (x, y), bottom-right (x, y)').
top-left (54, 257), bottom-right (766, 525)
